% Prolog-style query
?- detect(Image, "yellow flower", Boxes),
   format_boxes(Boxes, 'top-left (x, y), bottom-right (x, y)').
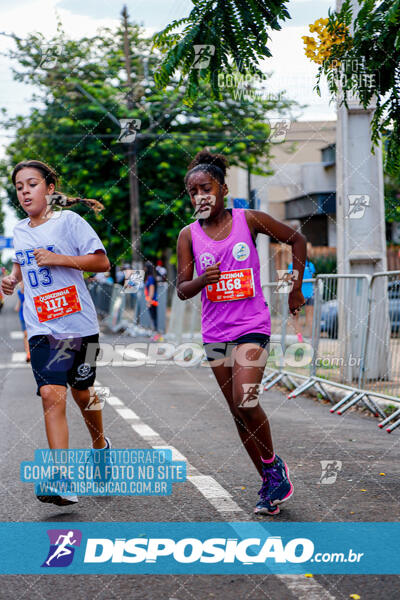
top-left (302, 16), bottom-right (351, 65)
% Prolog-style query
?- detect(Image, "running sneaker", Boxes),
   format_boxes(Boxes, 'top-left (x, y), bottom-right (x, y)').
top-left (36, 480), bottom-right (78, 507)
top-left (254, 496), bottom-right (280, 515)
top-left (260, 455), bottom-right (294, 507)
top-left (151, 334), bottom-right (164, 342)
top-left (254, 462), bottom-right (281, 515)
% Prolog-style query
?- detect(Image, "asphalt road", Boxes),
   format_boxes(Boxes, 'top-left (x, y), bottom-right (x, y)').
top-left (0, 295), bottom-right (399, 599)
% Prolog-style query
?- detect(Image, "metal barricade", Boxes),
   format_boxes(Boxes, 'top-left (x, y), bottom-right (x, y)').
top-left (87, 281), bottom-right (113, 316)
top-left (313, 274), bottom-right (370, 385)
top-left (165, 291), bottom-right (202, 344)
top-left (361, 271), bottom-right (400, 431)
top-left (288, 274), bottom-right (381, 414)
top-left (262, 279), bottom-right (316, 392)
top-left (288, 273), bottom-right (399, 426)
top-left (102, 284), bottom-right (129, 332)
top-left (89, 279), bottom-right (169, 337)
top-left (165, 267), bottom-right (202, 344)
top-left (163, 270), bottom-right (400, 432)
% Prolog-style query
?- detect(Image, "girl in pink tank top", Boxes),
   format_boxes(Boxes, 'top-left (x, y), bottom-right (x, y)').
top-left (177, 150), bottom-right (307, 516)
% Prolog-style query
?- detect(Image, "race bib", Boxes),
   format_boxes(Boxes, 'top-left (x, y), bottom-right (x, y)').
top-left (206, 268), bottom-right (255, 302)
top-left (33, 285), bottom-right (82, 322)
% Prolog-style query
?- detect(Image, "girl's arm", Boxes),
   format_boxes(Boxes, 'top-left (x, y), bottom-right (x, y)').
top-left (33, 248), bottom-right (110, 272)
top-left (1, 262), bottom-right (22, 295)
top-left (176, 227), bottom-right (220, 300)
top-left (246, 210), bottom-right (307, 313)
top-left (9, 262), bottom-right (23, 283)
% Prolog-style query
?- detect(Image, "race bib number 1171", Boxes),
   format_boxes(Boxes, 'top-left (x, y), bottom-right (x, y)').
top-left (33, 285), bottom-right (82, 322)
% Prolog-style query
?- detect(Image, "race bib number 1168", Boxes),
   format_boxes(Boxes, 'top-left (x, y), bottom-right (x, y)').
top-left (206, 268), bottom-right (255, 302)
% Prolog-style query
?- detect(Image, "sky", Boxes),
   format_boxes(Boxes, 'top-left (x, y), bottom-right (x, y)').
top-left (0, 0), bottom-right (336, 240)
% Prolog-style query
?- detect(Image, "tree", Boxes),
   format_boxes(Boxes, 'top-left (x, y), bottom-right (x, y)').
top-left (156, 0), bottom-right (400, 177)
top-left (385, 170), bottom-right (400, 227)
top-left (153, 0), bottom-right (290, 101)
top-left (0, 15), bottom-right (296, 267)
top-left (303, 0), bottom-right (400, 176)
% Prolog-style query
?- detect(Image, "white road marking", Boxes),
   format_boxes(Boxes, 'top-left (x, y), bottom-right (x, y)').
top-left (12, 352), bottom-right (27, 362)
top-left (130, 422), bottom-right (162, 440)
top-left (188, 474), bottom-right (236, 498)
top-left (10, 331), bottom-right (23, 339)
top-left (152, 444), bottom-right (186, 463)
top-left (277, 575), bottom-right (336, 599)
top-left (116, 407), bottom-right (139, 420)
top-left (106, 396), bottom-right (125, 406)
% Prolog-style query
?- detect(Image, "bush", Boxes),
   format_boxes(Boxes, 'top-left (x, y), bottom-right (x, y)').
top-left (311, 254), bottom-right (337, 276)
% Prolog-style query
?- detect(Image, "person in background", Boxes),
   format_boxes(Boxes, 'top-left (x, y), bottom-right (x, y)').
top-left (115, 266), bottom-right (125, 285)
top-left (94, 271), bottom-right (113, 284)
top-left (15, 281), bottom-right (30, 362)
top-left (144, 262), bottom-right (162, 341)
top-left (288, 242), bottom-right (316, 341)
top-left (155, 259), bottom-right (167, 283)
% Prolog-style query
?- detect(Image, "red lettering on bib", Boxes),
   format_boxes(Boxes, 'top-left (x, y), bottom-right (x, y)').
top-left (33, 285), bottom-right (82, 322)
top-left (206, 268), bottom-right (255, 302)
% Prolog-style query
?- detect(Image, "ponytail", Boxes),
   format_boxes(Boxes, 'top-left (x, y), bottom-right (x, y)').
top-left (47, 192), bottom-right (104, 214)
top-left (12, 160), bottom-right (105, 214)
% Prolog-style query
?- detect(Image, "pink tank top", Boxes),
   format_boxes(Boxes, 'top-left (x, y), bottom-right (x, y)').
top-left (190, 208), bottom-right (271, 343)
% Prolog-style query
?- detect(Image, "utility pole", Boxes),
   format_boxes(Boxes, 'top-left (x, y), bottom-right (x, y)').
top-left (122, 5), bottom-right (141, 268)
top-left (336, 0), bottom-right (389, 382)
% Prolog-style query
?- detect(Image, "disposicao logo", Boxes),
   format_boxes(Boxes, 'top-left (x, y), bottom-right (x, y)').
top-left (83, 536), bottom-right (314, 564)
top-left (42, 529), bottom-right (82, 568)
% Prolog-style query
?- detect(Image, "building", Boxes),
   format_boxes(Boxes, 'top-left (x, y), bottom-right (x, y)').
top-left (226, 120), bottom-right (337, 247)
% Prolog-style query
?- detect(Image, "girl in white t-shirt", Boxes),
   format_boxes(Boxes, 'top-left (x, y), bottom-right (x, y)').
top-left (1, 160), bottom-right (111, 506)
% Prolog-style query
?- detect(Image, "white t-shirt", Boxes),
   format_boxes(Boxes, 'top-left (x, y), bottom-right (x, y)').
top-left (12, 210), bottom-right (106, 340)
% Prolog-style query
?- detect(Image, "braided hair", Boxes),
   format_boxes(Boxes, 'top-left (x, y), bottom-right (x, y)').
top-left (12, 160), bottom-right (104, 213)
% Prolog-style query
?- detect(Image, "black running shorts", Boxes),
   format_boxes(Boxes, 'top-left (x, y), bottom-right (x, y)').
top-left (28, 333), bottom-right (100, 397)
top-left (203, 332), bottom-right (270, 363)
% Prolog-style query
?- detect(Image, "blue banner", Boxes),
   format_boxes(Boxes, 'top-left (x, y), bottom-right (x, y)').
top-left (0, 522), bottom-right (398, 574)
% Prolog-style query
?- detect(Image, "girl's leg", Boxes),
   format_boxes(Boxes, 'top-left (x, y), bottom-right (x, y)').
top-left (209, 358), bottom-right (266, 476)
top-left (149, 305), bottom-right (158, 332)
top-left (70, 387), bottom-right (106, 449)
top-left (231, 343), bottom-right (274, 468)
top-left (23, 330), bottom-right (30, 360)
top-left (40, 384), bottom-right (68, 448)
